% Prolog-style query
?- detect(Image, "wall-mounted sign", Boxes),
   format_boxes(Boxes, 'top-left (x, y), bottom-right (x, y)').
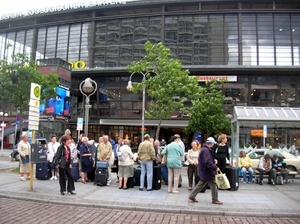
top-left (68, 60), bottom-right (86, 69)
top-left (1, 0), bottom-right (123, 20)
top-left (251, 129), bottom-right (263, 137)
top-left (197, 76), bottom-right (237, 82)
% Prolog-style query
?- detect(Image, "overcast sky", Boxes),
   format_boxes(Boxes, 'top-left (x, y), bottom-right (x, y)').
top-left (0, 0), bottom-right (138, 17)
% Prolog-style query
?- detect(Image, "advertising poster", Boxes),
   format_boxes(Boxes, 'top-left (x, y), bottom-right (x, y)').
top-left (40, 86), bottom-right (70, 117)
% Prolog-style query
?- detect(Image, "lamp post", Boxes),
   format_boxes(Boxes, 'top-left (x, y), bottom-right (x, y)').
top-left (0, 111), bottom-right (8, 153)
top-left (126, 72), bottom-right (147, 142)
top-left (79, 78), bottom-right (97, 136)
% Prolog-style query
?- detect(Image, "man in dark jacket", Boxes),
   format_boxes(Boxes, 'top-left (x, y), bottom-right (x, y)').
top-left (271, 154), bottom-right (289, 183)
top-left (188, 137), bottom-right (222, 205)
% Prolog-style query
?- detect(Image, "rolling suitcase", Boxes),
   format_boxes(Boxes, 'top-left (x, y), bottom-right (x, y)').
top-left (94, 168), bottom-right (108, 186)
top-left (36, 163), bottom-right (49, 180)
top-left (152, 166), bottom-right (161, 190)
top-left (225, 166), bottom-right (239, 191)
top-left (71, 161), bottom-right (80, 181)
top-left (127, 177), bottom-right (134, 188)
top-left (133, 167), bottom-right (141, 186)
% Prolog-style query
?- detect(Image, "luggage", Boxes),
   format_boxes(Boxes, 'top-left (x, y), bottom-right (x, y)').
top-left (225, 166), bottom-right (239, 191)
top-left (36, 163), bottom-right (49, 180)
top-left (94, 168), bottom-right (108, 186)
top-left (133, 166), bottom-right (161, 190)
top-left (133, 167), bottom-right (141, 186)
top-left (276, 175), bottom-right (284, 185)
top-left (87, 167), bottom-right (96, 181)
top-left (96, 161), bottom-right (109, 169)
top-left (127, 177), bottom-right (134, 188)
top-left (71, 161), bottom-right (80, 181)
top-left (151, 166), bottom-right (161, 190)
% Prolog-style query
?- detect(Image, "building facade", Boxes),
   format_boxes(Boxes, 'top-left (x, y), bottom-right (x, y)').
top-left (0, 0), bottom-right (300, 146)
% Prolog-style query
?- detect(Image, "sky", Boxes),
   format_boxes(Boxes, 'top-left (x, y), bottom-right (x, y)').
top-left (0, 0), bottom-right (138, 18)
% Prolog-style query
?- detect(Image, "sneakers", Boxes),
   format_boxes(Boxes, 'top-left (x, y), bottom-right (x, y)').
top-left (20, 177), bottom-right (26, 181)
top-left (54, 176), bottom-right (57, 180)
top-left (50, 176), bottom-right (54, 180)
top-left (212, 200), bottom-right (223, 205)
top-left (242, 181), bottom-right (246, 184)
top-left (172, 190), bottom-right (179, 194)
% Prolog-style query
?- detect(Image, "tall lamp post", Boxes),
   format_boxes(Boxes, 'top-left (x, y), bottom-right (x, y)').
top-left (79, 78), bottom-right (97, 136)
top-left (126, 72), bottom-right (147, 142)
top-left (0, 111), bottom-right (8, 153)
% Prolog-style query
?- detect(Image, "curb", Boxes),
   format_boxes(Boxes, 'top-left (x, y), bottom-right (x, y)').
top-left (1, 193), bottom-right (300, 217)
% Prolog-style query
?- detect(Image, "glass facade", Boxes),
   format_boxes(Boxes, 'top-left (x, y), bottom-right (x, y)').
top-left (0, 1), bottom-right (299, 124)
top-left (0, 12), bottom-right (299, 67)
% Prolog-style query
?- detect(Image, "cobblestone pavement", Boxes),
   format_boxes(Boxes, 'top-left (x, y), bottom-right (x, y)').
top-left (0, 198), bottom-right (300, 224)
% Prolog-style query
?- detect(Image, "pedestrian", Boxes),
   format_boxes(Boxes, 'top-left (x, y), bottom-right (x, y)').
top-left (54, 135), bottom-right (76, 195)
top-left (186, 141), bottom-right (200, 190)
top-left (114, 137), bottom-right (123, 182)
top-left (47, 135), bottom-right (60, 180)
top-left (215, 134), bottom-right (230, 173)
top-left (188, 137), bottom-right (223, 205)
top-left (137, 134), bottom-right (156, 191)
top-left (118, 139), bottom-right (134, 189)
top-left (17, 133), bottom-right (30, 181)
top-left (174, 134), bottom-right (184, 187)
top-left (79, 137), bottom-right (94, 184)
top-left (97, 135), bottom-right (113, 186)
top-left (161, 135), bottom-right (184, 194)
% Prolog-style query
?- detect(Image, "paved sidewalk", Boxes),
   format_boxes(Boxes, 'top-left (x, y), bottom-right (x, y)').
top-left (0, 165), bottom-right (299, 217)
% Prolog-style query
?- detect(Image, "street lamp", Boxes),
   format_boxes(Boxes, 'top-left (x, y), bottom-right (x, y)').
top-left (79, 78), bottom-right (97, 136)
top-left (126, 72), bottom-right (147, 142)
top-left (0, 111), bottom-right (8, 153)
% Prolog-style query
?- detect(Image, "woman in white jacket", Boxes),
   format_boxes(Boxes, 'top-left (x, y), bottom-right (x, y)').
top-left (118, 139), bottom-right (134, 189)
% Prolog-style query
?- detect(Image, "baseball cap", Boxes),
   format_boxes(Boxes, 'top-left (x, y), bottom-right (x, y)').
top-left (206, 137), bottom-right (216, 144)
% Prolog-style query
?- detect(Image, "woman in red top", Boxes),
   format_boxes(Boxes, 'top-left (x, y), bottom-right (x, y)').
top-left (55, 135), bottom-right (76, 195)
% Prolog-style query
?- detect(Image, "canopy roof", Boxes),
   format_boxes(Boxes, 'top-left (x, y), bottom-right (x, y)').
top-left (232, 106), bottom-right (300, 127)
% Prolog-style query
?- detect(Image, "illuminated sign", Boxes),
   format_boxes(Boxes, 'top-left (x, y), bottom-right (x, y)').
top-left (1, 0), bottom-right (123, 20)
top-left (251, 129), bottom-right (263, 137)
top-left (68, 60), bottom-right (86, 69)
top-left (197, 76), bottom-right (237, 82)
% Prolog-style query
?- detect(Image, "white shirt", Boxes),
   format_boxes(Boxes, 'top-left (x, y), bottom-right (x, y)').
top-left (47, 142), bottom-right (60, 162)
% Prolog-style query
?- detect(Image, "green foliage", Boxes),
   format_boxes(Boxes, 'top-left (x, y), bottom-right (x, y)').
top-left (0, 52), bottom-right (59, 112)
top-left (185, 81), bottom-right (231, 136)
top-left (127, 41), bottom-right (200, 139)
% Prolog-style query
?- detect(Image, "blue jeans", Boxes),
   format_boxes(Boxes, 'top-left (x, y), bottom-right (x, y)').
top-left (241, 167), bottom-right (253, 183)
top-left (161, 164), bottom-right (168, 185)
top-left (140, 160), bottom-right (153, 190)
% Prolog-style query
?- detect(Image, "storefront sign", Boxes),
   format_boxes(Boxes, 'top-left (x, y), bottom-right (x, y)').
top-left (68, 60), bottom-right (86, 69)
top-left (251, 129), bottom-right (263, 137)
top-left (197, 76), bottom-right (237, 82)
top-left (1, 0), bottom-right (122, 20)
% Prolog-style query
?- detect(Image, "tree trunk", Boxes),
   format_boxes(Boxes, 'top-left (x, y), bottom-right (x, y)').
top-left (155, 119), bottom-right (162, 140)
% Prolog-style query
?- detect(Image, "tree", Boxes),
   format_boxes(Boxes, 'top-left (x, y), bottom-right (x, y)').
top-left (0, 52), bottom-right (59, 136)
top-left (127, 41), bottom-right (200, 140)
top-left (185, 80), bottom-right (231, 138)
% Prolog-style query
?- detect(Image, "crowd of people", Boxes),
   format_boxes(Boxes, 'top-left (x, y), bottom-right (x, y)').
top-left (18, 129), bottom-right (292, 205)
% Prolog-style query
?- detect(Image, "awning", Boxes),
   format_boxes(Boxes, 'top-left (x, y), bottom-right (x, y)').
top-left (99, 119), bottom-right (189, 128)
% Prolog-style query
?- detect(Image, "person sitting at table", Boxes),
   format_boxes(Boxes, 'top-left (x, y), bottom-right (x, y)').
top-left (238, 150), bottom-right (253, 184)
top-left (271, 154), bottom-right (289, 183)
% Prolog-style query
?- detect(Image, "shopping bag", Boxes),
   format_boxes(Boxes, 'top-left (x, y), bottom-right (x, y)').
top-left (215, 171), bottom-right (231, 189)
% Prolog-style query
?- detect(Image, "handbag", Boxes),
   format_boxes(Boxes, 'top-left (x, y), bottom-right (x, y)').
top-left (215, 171), bottom-right (231, 189)
top-left (21, 155), bottom-right (30, 164)
top-left (52, 147), bottom-right (63, 168)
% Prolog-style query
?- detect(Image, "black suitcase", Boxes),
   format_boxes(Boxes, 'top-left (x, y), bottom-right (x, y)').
top-left (133, 167), bottom-right (141, 186)
top-left (94, 168), bottom-right (108, 186)
top-left (133, 166), bottom-right (161, 190)
top-left (36, 163), bottom-right (49, 180)
top-left (87, 167), bottom-right (96, 181)
top-left (127, 177), bottom-right (134, 188)
top-left (71, 161), bottom-right (80, 181)
top-left (151, 166), bottom-right (161, 190)
top-left (225, 166), bottom-right (239, 191)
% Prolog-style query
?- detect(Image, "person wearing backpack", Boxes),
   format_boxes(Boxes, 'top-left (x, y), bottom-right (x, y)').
top-left (118, 139), bottom-right (134, 189)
